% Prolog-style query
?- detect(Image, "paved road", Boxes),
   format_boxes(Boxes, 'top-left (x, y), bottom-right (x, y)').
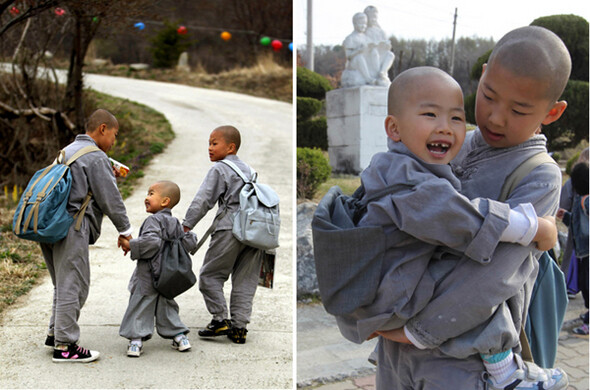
top-left (298, 295), bottom-right (589, 389)
top-left (0, 75), bottom-right (293, 389)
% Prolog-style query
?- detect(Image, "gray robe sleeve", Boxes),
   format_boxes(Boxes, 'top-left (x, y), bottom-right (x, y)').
top-left (182, 166), bottom-right (227, 229)
top-left (129, 216), bottom-right (162, 261)
top-left (365, 175), bottom-right (511, 264)
top-left (87, 156), bottom-right (131, 234)
top-left (405, 162), bottom-right (561, 350)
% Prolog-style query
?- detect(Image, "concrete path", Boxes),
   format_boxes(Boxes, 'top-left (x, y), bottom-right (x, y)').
top-left (0, 75), bottom-right (293, 389)
top-left (298, 295), bottom-right (589, 389)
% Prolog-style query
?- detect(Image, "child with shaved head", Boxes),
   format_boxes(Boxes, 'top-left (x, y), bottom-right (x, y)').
top-left (41, 109), bottom-right (132, 363)
top-left (118, 180), bottom-right (197, 357)
top-left (371, 26), bottom-right (571, 389)
top-left (316, 63), bottom-right (561, 388)
top-left (183, 125), bottom-right (263, 344)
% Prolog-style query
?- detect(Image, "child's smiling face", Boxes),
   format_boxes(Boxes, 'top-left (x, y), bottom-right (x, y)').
top-left (475, 63), bottom-right (557, 148)
top-left (144, 184), bottom-right (167, 214)
top-left (386, 73), bottom-right (466, 165)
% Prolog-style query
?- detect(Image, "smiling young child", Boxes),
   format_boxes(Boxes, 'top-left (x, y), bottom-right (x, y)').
top-left (118, 180), bottom-right (197, 357)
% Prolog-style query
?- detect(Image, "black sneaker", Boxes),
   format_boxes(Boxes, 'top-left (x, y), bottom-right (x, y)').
top-left (44, 334), bottom-right (54, 349)
top-left (227, 327), bottom-right (248, 344)
top-left (52, 343), bottom-right (100, 363)
top-left (198, 319), bottom-right (231, 337)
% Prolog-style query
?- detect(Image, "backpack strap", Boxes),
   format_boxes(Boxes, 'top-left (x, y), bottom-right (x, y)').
top-left (498, 152), bottom-right (556, 202)
top-left (219, 159), bottom-right (257, 183)
top-left (498, 151), bottom-right (557, 364)
top-left (65, 145), bottom-right (101, 166)
top-left (67, 145), bottom-right (101, 231)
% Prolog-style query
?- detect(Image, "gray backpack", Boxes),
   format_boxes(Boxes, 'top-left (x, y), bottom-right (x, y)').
top-left (220, 160), bottom-right (280, 250)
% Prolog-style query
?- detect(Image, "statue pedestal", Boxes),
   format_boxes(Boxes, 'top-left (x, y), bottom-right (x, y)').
top-left (326, 86), bottom-right (388, 174)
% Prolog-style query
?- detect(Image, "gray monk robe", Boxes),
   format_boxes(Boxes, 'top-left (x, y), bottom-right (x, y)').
top-left (41, 134), bottom-right (131, 345)
top-left (316, 140), bottom-right (516, 344)
top-left (376, 130), bottom-right (561, 389)
top-left (119, 209), bottom-right (197, 340)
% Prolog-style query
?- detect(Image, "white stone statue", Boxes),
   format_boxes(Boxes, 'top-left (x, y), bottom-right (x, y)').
top-left (364, 6), bottom-right (394, 86)
top-left (341, 7), bottom-right (394, 88)
top-left (341, 12), bottom-right (374, 88)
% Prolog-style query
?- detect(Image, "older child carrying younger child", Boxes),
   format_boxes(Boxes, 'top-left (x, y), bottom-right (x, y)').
top-left (314, 65), bottom-right (562, 389)
top-left (374, 26), bottom-right (570, 389)
top-left (118, 180), bottom-right (197, 357)
top-left (183, 125), bottom-right (263, 344)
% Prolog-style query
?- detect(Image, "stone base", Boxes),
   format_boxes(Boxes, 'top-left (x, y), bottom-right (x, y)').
top-left (326, 86), bottom-right (388, 174)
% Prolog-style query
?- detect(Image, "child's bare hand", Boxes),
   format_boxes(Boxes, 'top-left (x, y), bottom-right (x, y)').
top-left (534, 216), bottom-right (557, 251)
top-left (118, 235), bottom-right (131, 255)
top-left (183, 225), bottom-right (190, 233)
top-left (376, 328), bottom-right (414, 345)
top-left (556, 208), bottom-right (566, 220)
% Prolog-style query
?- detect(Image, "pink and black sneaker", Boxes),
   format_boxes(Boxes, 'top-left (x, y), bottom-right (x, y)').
top-left (52, 343), bottom-right (100, 363)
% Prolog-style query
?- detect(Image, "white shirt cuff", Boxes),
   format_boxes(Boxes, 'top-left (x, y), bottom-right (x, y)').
top-left (403, 326), bottom-right (428, 350)
top-left (119, 227), bottom-right (133, 237)
top-left (499, 203), bottom-right (538, 246)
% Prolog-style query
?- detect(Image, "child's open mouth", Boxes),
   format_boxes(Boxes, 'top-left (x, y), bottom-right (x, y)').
top-left (427, 142), bottom-right (451, 156)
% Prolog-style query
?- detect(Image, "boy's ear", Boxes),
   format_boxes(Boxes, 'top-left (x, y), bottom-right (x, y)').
top-left (385, 115), bottom-right (401, 142)
top-left (542, 101), bottom-right (567, 125)
top-left (228, 142), bottom-right (237, 154)
top-left (481, 63), bottom-right (487, 78)
top-left (161, 197), bottom-right (171, 208)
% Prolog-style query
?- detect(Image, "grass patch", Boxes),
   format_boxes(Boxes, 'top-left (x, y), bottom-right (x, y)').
top-left (0, 91), bottom-right (174, 314)
top-left (0, 201), bottom-right (45, 314)
top-left (309, 174), bottom-right (361, 204)
top-left (84, 54), bottom-right (292, 103)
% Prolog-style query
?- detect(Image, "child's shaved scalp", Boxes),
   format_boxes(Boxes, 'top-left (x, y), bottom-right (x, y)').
top-left (86, 109), bottom-right (118, 133)
top-left (214, 125), bottom-right (241, 151)
top-left (388, 66), bottom-right (460, 115)
top-left (156, 180), bottom-right (181, 208)
top-left (488, 26), bottom-right (571, 102)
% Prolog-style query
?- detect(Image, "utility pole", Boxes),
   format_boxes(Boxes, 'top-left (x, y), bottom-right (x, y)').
top-left (306, 0), bottom-right (314, 71)
top-left (449, 7), bottom-right (457, 75)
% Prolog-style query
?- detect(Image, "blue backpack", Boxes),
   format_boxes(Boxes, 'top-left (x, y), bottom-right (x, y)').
top-left (13, 145), bottom-right (101, 243)
top-left (499, 152), bottom-right (567, 368)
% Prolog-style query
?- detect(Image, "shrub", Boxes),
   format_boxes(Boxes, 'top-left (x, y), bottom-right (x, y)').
top-left (297, 117), bottom-right (328, 150)
top-left (297, 147), bottom-right (331, 199)
top-left (297, 66), bottom-right (332, 100)
top-left (297, 97), bottom-right (323, 120)
top-left (150, 21), bottom-right (191, 69)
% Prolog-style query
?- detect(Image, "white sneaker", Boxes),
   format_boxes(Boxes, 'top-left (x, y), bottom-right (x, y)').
top-left (127, 343), bottom-right (142, 357)
top-left (485, 354), bottom-right (568, 389)
top-left (172, 334), bottom-right (191, 352)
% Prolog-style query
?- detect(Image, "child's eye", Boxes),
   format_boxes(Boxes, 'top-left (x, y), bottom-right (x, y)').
top-left (422, 112), bottom-right (436, 117)
top-left (452, 116), bottom-right (464, 122)
top-left (482, 92), bottom-right (492, 101)
top-left (512, 109), bottom-right (527, 116)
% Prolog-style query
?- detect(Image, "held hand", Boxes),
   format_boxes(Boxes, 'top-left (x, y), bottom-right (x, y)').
top-left (534, 216), bottom-right (557, 251)
top-left (556, 208), bottom-right (566, 220)
top-left (118, 235), bottom-right (131, 256)
top-left (112, 166), bottom-right (121, 177)
top-left (376, 328), bottom-right (413, 345)
top-left (183, 225), bottom-right (190, 233)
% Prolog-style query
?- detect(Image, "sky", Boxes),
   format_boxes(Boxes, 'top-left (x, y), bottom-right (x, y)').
top-left (295, 0), bottom-right (590, 47)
